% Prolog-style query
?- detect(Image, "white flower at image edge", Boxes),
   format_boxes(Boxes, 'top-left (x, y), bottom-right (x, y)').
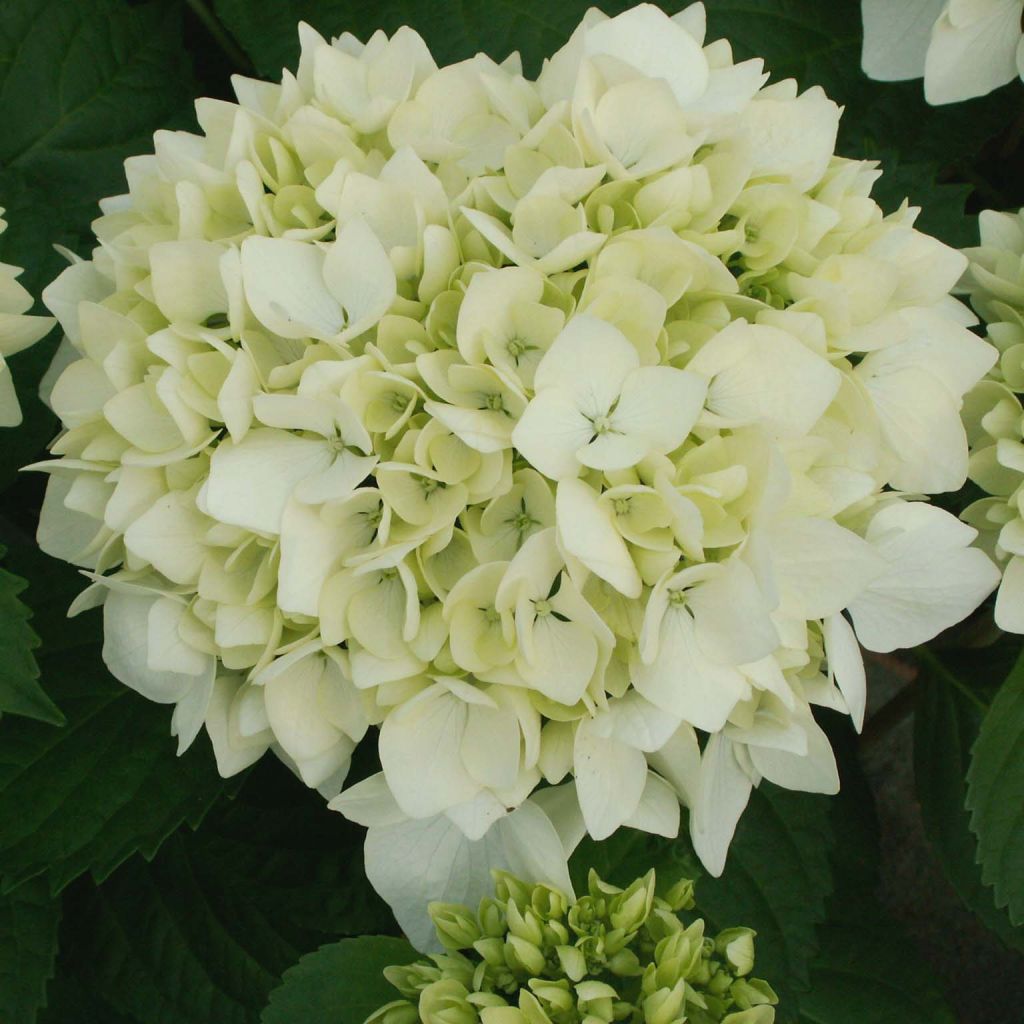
top-left (861, 0), bottom-right (1024, 104)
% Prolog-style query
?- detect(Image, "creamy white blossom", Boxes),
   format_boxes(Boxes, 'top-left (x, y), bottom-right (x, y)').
top-left (960, 209), bottom-right (1024, 632)
top-left (32, 3), bottom-right (999, 937)
top-left (0, 209), bottom-right (55, 426)
top-left (861, 0), bottom-right (1024, 105)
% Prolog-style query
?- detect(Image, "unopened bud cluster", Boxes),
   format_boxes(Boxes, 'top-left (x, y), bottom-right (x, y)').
top-left (366, 870), bottom-right (777, 1024)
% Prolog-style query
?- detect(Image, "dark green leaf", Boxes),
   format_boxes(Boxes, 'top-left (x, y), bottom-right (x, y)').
top-left (0, 877), bottom-right (61, 1024)
top-left (60, 764), bottom-right (394, 1024)
top-left (0, 641), bottom-right (229, 894)
top-left (695, 785), bottom-right (834, 1016)
top-left (261, 936), bottom-right (419, 1024)
top-left (799, 922), bottom-right (956, 1024)
top-left (915, 657), bottom-right (1024, 951)
top-left (0, 548), bottom-right (62, 725)
top-left (966, 647), bottom-right (1024, 927)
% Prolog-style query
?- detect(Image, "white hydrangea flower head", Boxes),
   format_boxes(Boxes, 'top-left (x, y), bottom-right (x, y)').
top-left (33, 2), bottom-right (1000, 939)
top-left (861, 0), bottom-right (1024, 105)
top-left (960, 209), bottom-right (1024, 633)
top-left (0, 208), bottom-right (56, 426)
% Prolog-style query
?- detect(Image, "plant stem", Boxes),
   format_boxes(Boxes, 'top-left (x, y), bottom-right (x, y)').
top-left (914, 646), bottom-right (989, 713)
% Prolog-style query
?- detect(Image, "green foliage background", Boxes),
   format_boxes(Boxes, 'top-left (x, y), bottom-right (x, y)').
top-left (0, 1), bottom-right (1022, 1022)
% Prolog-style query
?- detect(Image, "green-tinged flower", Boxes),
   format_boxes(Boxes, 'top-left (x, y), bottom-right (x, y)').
top-left (365, 869), bottom-right (778, 1024)
top-left (0, 208), bottom-right (55, 427)
top-left (960, 208), bottom-right (1024, 634)
top-left (30, 0), bottom-right (1003, 949)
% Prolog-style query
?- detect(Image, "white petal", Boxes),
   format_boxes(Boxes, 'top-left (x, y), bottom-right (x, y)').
top-left (688, 559), bottom-right (778, 665)
top-left (574, 715), bottom-right (647, 840)
top-left (624, 771), bottom-right (681, 838)
top-left (848, 502), bottom-right (1000, 652)
top-left (103, 591), bottom-right (207, 705)
top-left (241, 236), bottom-right (343, 340)
top-left (995, 555), bottom-right (1024, 634)
top-left (556, 478), bottom-right (641, 597)
top-left (924, 0), bottom-right (1022, 104)
top-left (148, 240), bottom-right (227, 325)
top-left (861, 0), bottom-right (946, 80)
top-left (647, 724), bottom-right (701, 807)
top-left (767, 517), bottom-right (887, 619)
top-left (363, 799), bottom-right (572, 952)
top-left (634, 607), bottom-right (749, 732)
top-left (822, 613), bottom-right (866, 731)
top-left (534, 315), bottom-right (638, 410)
top-left (329, 772), bottom-right (407, 827)
top-left (748, 715), bottom-right (840, 794)
top-left (322, 217), bottom-right (397, 342)
top-left (206, 429), bottom-right (333, 534)
top-left (689, 734), bottom-right (752, 878)
top-left (688, 321), bottom-right (841, 437)
top-left (612, 366), bottom-right (706, 454)
top-left (379, 686), bottom-right (482, 818)
top-left (511, 389), bottom-right (592, 480)
top-left (583, 4), bottom-right (710, 105)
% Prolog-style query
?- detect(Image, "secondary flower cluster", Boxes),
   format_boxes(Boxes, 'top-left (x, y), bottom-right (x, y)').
top-left (861, 0), bottom-right (1024, 105)
top-left (0, 209), bottom-right (54, 426)
top-left (368, 870), bottom-right (777, 1024)
top-left (960, 209), bottom-right (1024, 633)
top-left (34, 0), bottom-right (998, 911)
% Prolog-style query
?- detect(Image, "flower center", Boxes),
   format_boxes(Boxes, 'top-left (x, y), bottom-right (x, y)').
top-left (592, 414), bottom-right (613, 435)
top-left (613, 497), bottom-right (631, 516)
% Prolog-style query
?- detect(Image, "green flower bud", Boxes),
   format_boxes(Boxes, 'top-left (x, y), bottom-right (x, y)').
top-left (576, 980), bottom-right (619, 1023)
top-left (506, 901), bottom-right (546, 947)
top-left (474, 936), bottom-right (508, 969)
top-left (528, 977), bottom-right (575, 1015)
top-left (478, 898), bottom-right (508, 939)
top-left (480, 1008), bottom-right (529, 1024)
top-left (721, 1007), bottom-right (775, 1024)
top-left (642, 980), bottom-right (686, 1024)
top-left (606, 947), bottom-right (642, 978)
top-left (555, 944), bottom-right (588, 982)
top-left (609, 872), bottom-right (655, 933)
top-left (365, 1000), bottom-right (420, 1024)
top-left (430, 902), bottom-right (482, 950)
top-left (370, 868), bottom-right (777, 1024)
top-left (730, 978), bottom-right (778, 1010)
top-left (715, 929), bottom-right (756, 977)
top-left (385, 962), bottom-right (442, 997)
top-left (493, 871), bottom-right (535, 911)
top-left (518, 990), bottom-right (555, 1024)
top-left (506, 934), bottom-right (547, 976)
top-left (419, 979), bottom-right (476, 1024)
top-left (663, 877), bottom-right (696, 912)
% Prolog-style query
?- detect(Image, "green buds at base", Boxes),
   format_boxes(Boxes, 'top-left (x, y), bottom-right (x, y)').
top-left (365, 868), bottom-right (779, 1024)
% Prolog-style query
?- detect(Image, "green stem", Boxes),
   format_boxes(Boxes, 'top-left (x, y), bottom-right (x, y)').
top-left (183, 0), bottom-right (254, 75)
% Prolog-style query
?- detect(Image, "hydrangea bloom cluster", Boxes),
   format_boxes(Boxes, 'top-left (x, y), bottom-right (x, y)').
top-left (35, 3), bottom-right (999, 925)
top-left (368, 870), bottom-right (777, 1024)
top-left (0, 209), bottom-right (55, 426)
top-left (861, 0), bottom-right (1024, 105)
top-left (960, 209), bottom-right (1024, 633)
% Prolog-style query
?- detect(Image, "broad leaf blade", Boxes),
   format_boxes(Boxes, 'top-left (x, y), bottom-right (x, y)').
top-left (799, 922), bottom-right (957, 1024)
top-left (0, 877), bottom-right (61, 1024)
top-left (0, 553), bottom-right (62, 725)
top-left (261, 937), bottom-right (419, 1024)
top-left (966, 648), bottom-right (1024, 927)
top-left (0, 643), bottom-right (228, 894)
top-left (61, 764), bottom-right (395, 1024)
top-left (915, 656), bottom-right (1024, 950)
